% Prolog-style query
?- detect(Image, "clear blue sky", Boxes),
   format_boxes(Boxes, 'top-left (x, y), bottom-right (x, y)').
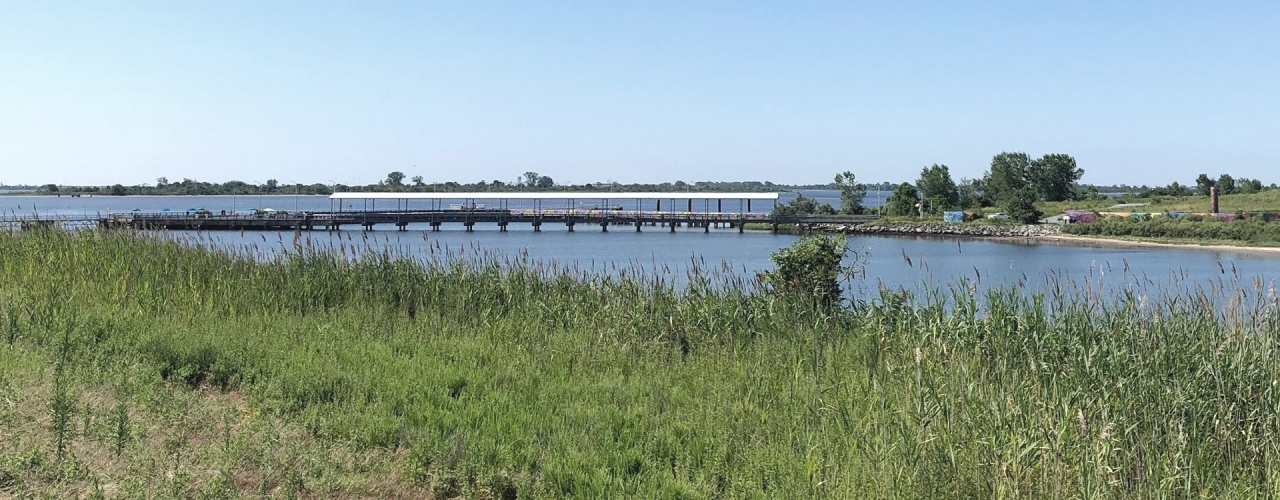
top-left (1, 1), bottom-right (1276, 187)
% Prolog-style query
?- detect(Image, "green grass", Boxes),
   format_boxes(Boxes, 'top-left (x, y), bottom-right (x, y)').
top-left (1040, 190), bottom-right (1280, 215)
top-left (1063, 216), bottom-right (1280, 247)
top-left (3, 229), bottom-right (1280, 498)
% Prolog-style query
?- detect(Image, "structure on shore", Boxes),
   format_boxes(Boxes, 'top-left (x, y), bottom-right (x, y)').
top-left (7, 192), bottom-right (882, 233)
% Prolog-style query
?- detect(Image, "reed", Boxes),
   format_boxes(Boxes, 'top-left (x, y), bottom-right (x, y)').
top-left (1, 228), bottom-right (1278, 497)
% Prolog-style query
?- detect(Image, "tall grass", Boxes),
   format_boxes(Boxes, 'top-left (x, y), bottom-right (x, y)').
top-left (2, 228), bottom-right (1280, 497)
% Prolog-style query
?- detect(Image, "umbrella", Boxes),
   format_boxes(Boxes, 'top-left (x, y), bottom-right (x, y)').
top-left (187, 207), bottom-right (197, 212)
top-left (261, 208), bottom-right (277, 212)
top-left (161, 208), bottom-right (170, 212)
top-left (130, 208), bottom-right (141, 212)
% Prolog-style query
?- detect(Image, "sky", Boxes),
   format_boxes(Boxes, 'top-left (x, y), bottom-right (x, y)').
top-left (1, 1), bottom-right (1277, 187)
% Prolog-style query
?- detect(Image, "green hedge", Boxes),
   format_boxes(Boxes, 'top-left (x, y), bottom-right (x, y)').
top-left (1063, 216), bottom-right (1280, 244)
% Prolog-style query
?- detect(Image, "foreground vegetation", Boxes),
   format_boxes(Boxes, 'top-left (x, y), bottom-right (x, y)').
top-left (3, 230), bottom-right (1280, 498)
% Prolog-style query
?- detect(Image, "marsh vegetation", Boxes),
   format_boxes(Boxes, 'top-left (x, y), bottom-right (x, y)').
top-left (2, 229), bottom-right (1279, 498)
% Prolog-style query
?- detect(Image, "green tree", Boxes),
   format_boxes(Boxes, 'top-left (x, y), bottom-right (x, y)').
top-left (957, 178), bottom-right (989, 210)
top-left (1029, 154), bottom-right (1083, 202)
top-left (386, 172), bottom-right (406, 187)
top-left (1164, 182), bottom-right (1192, 197)
top-left (411, 175), bottom-right (425, 187)
top-left (983, 152), bottom-right (1032, 203)
top-left (523, 172), bottom-right (540, 187)
top-left (916, 164), bottom-right (959, 213)
top-left (109, 184), bottom-right (127, 196)
top-left (1216, 174), bottom-right (1236, 195)
top-left (833, 171), bottom-right (867, 215)
top-left (536, 175), bottom-right (555, 188)
top-left (884, 182), bottom-right (920, 216)
top-left (1004, 188), bottom-right (1043, 223)
top-left (772, 194), bottom-right (836, 216)
top-left (156, 177), bottom-right (168, 188)
top-left (1075, 184), bottom-right (1104, 201)
top-left (759, 235), bottom-right (856, 310)
top-left (265, 179), bottom-right (279, 192)
top-left (1195, 174), bottom-right (1216, 196)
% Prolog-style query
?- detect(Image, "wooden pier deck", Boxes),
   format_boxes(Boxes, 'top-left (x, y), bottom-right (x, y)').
top-left (90, 209), bottom-right (880, 233)
top-left (2, 192), bottom-right (882, 233)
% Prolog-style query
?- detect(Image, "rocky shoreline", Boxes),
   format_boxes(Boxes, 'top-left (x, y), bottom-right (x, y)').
top-left (814, 222), bottom-right (1062, 238)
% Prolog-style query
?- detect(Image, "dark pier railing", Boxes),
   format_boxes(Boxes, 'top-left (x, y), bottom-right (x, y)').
top-left (3, 210), bottom-right (880, 233)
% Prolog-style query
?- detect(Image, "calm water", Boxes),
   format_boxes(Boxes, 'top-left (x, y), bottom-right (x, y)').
top-left (5, 193), bottom-right (1279, 298)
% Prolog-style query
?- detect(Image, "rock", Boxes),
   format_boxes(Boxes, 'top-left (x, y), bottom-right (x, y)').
top-left (809, 222), bottom-right (1062, 238)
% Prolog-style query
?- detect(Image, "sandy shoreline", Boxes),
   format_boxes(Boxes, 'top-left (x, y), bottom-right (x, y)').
top-left (1038, 235), bottom-right (1280, 257)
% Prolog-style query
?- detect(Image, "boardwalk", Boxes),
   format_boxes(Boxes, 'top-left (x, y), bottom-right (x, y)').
top-left (94, 209), bottom-right (879, 233)
top-left (3, 192), bottom-right (881, 233)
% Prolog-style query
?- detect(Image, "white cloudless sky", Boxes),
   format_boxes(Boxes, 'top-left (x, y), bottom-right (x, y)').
top-left (1, 1), bottom-right (1277, 187)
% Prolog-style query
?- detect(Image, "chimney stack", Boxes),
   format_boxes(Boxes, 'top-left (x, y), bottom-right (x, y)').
top-left (1210, 186), bottom-right (1220, 214)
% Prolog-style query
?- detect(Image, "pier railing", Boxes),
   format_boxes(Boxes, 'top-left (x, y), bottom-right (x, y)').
top-left (2, 209), bottom-right (879, 233)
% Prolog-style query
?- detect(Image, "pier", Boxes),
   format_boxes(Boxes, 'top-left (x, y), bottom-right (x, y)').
top-left (5, 192), bottom-right (882, 233)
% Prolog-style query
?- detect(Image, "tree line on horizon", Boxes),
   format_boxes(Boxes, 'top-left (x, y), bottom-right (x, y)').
top-left (20, 166), bottom-right (1278, 213)
top-left (769, 154), bottom-right (1280, 223)
top-left (775, 152), bottom-right (1089, 223)
top-left (29, 172), bottom-right (822, 197)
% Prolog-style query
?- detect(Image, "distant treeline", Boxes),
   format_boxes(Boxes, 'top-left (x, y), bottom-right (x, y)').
top-left (775, 152), bottom-right (1089, 224)
top-left (774, 155), bottom-right (1279, 224)
top-left (23, 169), bottom-right (1278, 203)
top-left (31, 172), bottom-right (824, 196)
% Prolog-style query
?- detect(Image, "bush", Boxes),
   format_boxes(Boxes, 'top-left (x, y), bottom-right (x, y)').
top-left (1004, 189), bottom-right (1043, 224)
top-left (758, 235), bottom-right (860, 309)
top-left (1063, 216), bottom-right (1280, 243)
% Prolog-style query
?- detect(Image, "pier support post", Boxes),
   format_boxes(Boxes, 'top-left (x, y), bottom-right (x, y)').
top-left (567, 222), bottom-right (575, 232)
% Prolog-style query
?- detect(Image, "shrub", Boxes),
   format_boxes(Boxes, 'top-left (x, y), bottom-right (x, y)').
top-left (1063, 216), bottom-right (1280, 243)
top-left (758, 235), bottom-right (861, 309)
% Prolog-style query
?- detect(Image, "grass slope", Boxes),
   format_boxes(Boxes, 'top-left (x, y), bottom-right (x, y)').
top-left (2, 229), bottom-right (1280, 498)
top-left (1040, 190), bottom-right (1280, 215)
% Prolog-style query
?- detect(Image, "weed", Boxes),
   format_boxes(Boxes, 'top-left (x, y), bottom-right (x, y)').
top-left (1, 229), bottom-right (1279, 496)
